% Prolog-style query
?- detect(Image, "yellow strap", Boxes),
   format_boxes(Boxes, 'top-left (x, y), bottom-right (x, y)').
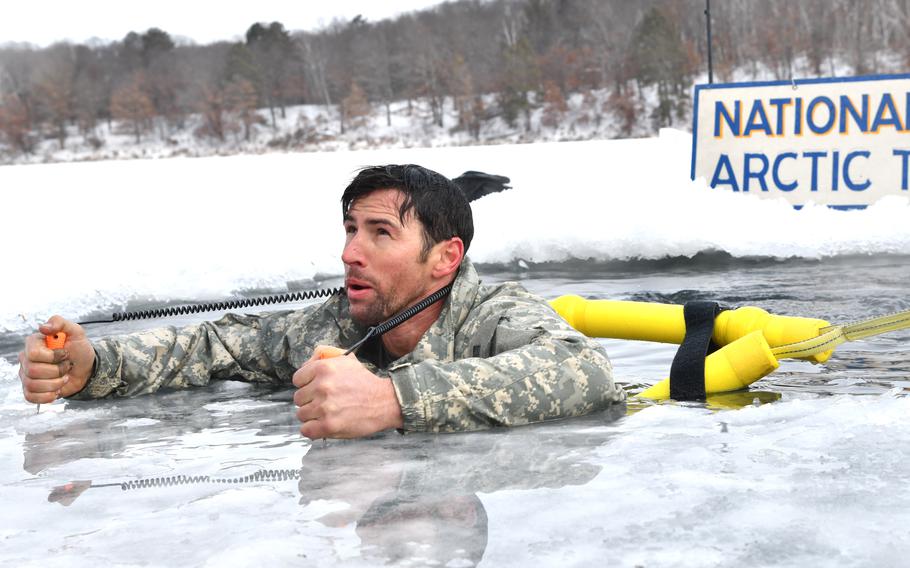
top-left (771, 308), bottom-right (910, 360)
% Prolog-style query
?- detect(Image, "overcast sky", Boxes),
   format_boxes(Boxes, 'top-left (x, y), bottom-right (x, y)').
top-left (0, 0), bottom-right (450, 46)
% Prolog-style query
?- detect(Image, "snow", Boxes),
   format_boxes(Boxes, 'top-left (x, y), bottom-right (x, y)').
top-left (0, 90), bottom-right (656, 166)
top-left (2, 129), bottom-right (909, 335)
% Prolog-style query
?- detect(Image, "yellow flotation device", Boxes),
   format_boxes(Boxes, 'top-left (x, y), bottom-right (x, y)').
top-left (549, 296), bottom-right (832, 363)
top-left (552, 295), bottom-right (910, 401)
top-left (549, 295), bottom-right (833, 401)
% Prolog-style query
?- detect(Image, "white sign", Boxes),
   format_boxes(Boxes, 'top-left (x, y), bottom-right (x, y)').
top-left (691, 74), bottom-right (910, 208)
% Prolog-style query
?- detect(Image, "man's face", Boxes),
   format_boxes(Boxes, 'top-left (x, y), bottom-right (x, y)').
top-left (342, 188), bottom-right (435, 325)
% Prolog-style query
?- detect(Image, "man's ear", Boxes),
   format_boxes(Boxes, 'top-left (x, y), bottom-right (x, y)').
top-left (431, 237), bottom-right (464, 279)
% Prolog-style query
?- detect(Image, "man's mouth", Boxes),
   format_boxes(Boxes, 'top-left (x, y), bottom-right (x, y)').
top-left (345, 278), bottom-right (374, 300)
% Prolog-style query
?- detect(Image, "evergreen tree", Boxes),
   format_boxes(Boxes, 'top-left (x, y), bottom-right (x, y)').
top-left (497, 37), bottom-right (539, 131)
top-left (629, 5), bottom-right (692, 129)
top-left (245, 22), bottom-right (297, 128)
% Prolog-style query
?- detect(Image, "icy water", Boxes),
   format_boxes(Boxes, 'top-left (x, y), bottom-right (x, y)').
top-left (2, 254), bottom-right (910, 567)
top-left (2, 136), bottom-right (910, 566)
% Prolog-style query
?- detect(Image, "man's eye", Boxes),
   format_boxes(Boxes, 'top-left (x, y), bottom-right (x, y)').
top-left (345, 225), bottom-right (356, 234)
top-left (377, 228), bottom-right (390, 236)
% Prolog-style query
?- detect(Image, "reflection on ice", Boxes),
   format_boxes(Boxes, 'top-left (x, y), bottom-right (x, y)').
top-left (3, 370), bottom-right (910, 565)
top-left (2, 377), bottom-right (630, 566)
top-left (297, 415), bottom-right (622, 566)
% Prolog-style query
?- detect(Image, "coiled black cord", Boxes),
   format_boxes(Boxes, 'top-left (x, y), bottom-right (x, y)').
top-left (344, 282), bottom-right (454, 354)
top-left (72, 275), bottom-right (451, 358)
top-left (373, 282), bottom-right (454, 337)
top-left (78, 287), bottom-right (343, 325)
top-left (119, 469), bottom-right (300, 491)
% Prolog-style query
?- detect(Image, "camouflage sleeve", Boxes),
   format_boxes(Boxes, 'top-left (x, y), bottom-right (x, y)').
top-left (388, 291), bottom-right (625, 432)
top-left (69, 310), bottom-right (303, 399)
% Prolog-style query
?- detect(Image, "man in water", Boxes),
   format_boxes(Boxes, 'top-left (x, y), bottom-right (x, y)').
top-left (19, 165), bottom-right (624, 438)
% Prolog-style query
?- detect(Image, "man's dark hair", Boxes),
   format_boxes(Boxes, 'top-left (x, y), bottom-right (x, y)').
top-left (341, 164), bottom-right (474, 260)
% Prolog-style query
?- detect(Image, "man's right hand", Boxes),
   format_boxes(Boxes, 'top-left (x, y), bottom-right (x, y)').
top-left (19, 316), bottom-right (94, 404)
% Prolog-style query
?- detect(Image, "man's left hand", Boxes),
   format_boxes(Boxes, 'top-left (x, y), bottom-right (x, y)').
top-left (292, 352), bottom-right (404, 439)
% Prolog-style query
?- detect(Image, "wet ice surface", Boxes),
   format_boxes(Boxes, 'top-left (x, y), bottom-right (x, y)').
top-left (3, 374), bottom-right (910, 567)
top-left (3, 256), bottom-right (910, 566)
top-left (2, 256), bottom-right (910, 568)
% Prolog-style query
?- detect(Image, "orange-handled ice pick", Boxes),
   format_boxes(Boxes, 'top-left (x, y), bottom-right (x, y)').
top-left (313, 345), bottom-right (347, 360)
top-left (37, 331), bottom-right (67, 413)
top-left (46, 332), bottom-right (67, 350)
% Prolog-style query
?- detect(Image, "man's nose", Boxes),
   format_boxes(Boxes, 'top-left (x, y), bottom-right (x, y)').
top-left (342, 235), bottom-right (364, 266)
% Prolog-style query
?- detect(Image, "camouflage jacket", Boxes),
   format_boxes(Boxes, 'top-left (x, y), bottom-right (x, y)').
top-left (74, 259), bottom-right (625, 432)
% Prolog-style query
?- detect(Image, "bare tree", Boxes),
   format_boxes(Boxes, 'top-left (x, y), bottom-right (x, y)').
top-left (33, 43), bottom-right (78, 149)
top-left (342, 81), bottom-right (371, 132)
top-left (296, 32), bottom-right (333, 108)
top-left (450, 54), bottom-right (482, 138)
top-left (0, 94), bottom-right (34, 154)
top-left (194, 84), bottom-right (227, 141)
top-left (224, 77), bottom-right (262, 141)
top-left (540, 80), bottom-right (569, 129)
top-left (110, 73), bottom-right (155, 143)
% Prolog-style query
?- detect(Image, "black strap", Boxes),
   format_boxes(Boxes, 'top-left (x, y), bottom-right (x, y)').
top-left (669, 301), bottom-right (724, 401)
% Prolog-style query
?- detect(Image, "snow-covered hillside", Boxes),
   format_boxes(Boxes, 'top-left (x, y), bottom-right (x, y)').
top-left (0, 87), bottom-right (669, 165)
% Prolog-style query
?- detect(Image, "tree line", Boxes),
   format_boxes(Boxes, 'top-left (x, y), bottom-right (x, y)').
top-left (0, 0), bottom-right (907, 157)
